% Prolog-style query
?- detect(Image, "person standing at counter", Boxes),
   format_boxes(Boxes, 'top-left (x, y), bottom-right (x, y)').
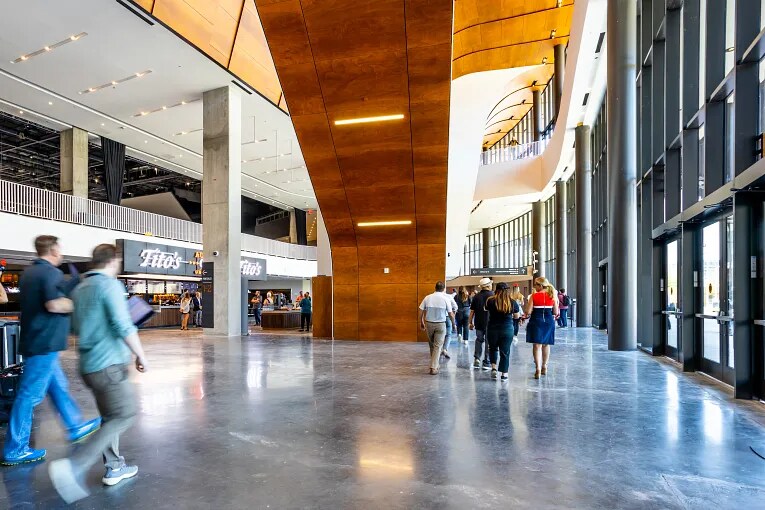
top-left (191, 292), bottom-right (201, 328)
top-left (251, 291), bottom-right (262, 326)
top-left (3, 235), bottom-right (101, 466)
top-left (299, 292), bottom-right (312, 332)
top-left (179, 292), bottom-right (191, 330)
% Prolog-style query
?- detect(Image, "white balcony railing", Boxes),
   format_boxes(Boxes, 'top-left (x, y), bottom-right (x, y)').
top-left (480, 138), bottom-right (550, 165)
top-left (0, 179), bottom-right (317, 261)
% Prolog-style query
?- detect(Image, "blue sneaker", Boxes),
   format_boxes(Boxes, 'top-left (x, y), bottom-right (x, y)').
top-left (2, 447), bottom-right (46, 465)
top-left (69, 418), bottom-right (101, 443)
top-left (102, 464), bottom-right (138, 486)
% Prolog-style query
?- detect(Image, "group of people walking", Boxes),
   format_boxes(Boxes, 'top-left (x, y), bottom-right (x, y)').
top-left (2, 235), bottom-right (148, 503)
top-left (419, 276), bottom-right (563, 380)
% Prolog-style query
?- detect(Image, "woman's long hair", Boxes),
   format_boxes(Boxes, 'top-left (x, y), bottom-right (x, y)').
top-left (487, 286), bottom-right (513, 313)
top-left (534, 277), bottom-right (556, 299)
top-left (511, 286), bottom-right (524, 304)
top-left (459, 286), bottom-right (469, 302)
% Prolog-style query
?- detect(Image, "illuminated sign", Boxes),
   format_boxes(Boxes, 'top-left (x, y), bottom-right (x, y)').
top-left (240, 260), bottom-right (263, 276)
top-left (138, 249), bottom-right (183, 270)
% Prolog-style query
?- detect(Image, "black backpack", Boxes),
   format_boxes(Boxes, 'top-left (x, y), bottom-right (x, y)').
top-left (561, 294), bottom-right (570, 306)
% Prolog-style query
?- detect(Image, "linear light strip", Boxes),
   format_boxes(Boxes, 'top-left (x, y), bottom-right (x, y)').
top-left (334, 114), bottom-right (404, 126)
top-left (134, 97), bottom-right (200, 117)
top-left (80, 70), bottom-right (152, 95)
top-left (11, 33), bottom-right (87, 64)
top-left (357, 221), bottom-right (412, 227)
top-left (173, 128), bottom-right (203, 137)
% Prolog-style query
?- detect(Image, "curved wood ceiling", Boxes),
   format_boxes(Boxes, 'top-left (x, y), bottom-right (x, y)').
top-left (256, 0), bottom-right (453, 341)
top-left (453, 0), bottom-right (575, 147)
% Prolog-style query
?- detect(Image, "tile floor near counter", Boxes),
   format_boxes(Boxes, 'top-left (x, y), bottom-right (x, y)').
top-left (2, 328), bottom-right (765, 509)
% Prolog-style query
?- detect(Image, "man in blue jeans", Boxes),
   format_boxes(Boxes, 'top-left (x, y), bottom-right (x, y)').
top-left (3, 235), bottom-right (100, 465)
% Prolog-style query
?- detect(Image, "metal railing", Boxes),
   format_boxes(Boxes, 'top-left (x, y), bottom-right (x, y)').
top-left (0, 179), bottom-right (317, 261)
top-left (480, 138), bottom-right (550, 165)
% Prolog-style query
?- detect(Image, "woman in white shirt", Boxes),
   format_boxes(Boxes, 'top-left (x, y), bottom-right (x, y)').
top-left (180, 291), bottom-right (191, 330)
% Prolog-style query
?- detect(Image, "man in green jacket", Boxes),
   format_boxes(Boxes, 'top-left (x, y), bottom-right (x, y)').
top-left (49, 244), bottom-right (149, 503)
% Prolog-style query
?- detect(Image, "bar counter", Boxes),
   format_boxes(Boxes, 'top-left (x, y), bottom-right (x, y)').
top-left (141, 306), bottom-right (182, 328)
top-left (261, 310), bottom-right (301, 330)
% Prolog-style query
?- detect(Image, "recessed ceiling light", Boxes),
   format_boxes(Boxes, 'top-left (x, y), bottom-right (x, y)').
top-left (132, 98), bottom-right (199, 117)
top-left (542, 56), bottom-right (548, 65)
top-left (173, 128), bottom-right (202, 137)
top-left (550, 29), bottom-right (557, 39)
top-left (11, 32), bottom-right (87, 64)
top-left (144, 140), bottom-right (148, 144)
top-left (334, 114), bottom-right (405, 126)
top-left (100, 122), bottom-right (105, 126)
top-left (80, 69), bottom-right (152, 94)
top-left (18, 110), bottom-right (23, 115)
top-left (48, 101), bottom-right (53, 106)
top-left (357, 220), bottom-right (412, 227)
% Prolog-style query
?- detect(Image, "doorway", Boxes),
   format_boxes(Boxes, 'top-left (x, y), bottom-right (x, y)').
top-left (598, 264), bottom-right (608, 330)
top-left (663, 239), bottom-right (681, 360)
top-left (697, 217), bottom-right (735, 385)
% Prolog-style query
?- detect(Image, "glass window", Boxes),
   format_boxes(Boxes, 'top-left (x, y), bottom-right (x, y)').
top-left (666, 241), bottom-right (679, 348)
top-left (724, 94), bottom-right (735, 182)
top-left (725, 0), bottom-right (736, 75)
top-left (698, 125), bottom-right (706, 199)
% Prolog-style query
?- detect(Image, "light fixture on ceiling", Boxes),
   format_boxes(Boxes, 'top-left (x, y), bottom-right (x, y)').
top-left (334, 114), bottom-right (405, 126)
top-left (133, 97), bottom-right (199, 117)
top-left (556, 0), bottom-right (563, 7)
top-left (11, 32), bottom-right (87, 64)
top-left (542, 57), bottom-right (548, 65)
top-left (174, 128), bottom-right (203, 137)
top-left (48, 101), bottom-right (53, 106)
top-left (550, 29), bottom-right (557, 39)
top-left (357, 220), bottom-right (412, 227)
top-left (80, 69), bottom-right (152, 95)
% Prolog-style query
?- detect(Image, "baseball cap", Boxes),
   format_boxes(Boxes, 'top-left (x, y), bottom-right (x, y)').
top-left (495, 282), bottom-right (509, 291)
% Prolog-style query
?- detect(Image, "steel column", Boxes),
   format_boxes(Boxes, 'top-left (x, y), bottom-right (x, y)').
top-left (575, 125), bottom-right (592, 327)
top-left (555, 180), bottom-right (567, 291)
top-left (553, 43), bottom-right (566, 120)
top-left (532, 201), bottom-right (544, 276)
top-left (482, 227), bottom-right (491, 268)
top-left (532, 89), bottom-right (542, 142)
top-left (606, 0), bottom-right (638, 350)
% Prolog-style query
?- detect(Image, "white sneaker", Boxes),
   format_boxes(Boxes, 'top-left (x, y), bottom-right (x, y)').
top-left (102, 464), bottom-right (139, 486)
top-left (49, 458), bottom-right (90, 504)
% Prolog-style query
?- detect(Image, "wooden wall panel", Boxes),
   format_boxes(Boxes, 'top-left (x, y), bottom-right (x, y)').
top-left (257, 0), bottom-right (452, 341)
top-left (311, 275), bottom-right (333, 339)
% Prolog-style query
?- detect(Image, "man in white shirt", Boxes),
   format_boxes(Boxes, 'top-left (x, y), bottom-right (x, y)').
top-left (419, 281), bottom-right (456, 375)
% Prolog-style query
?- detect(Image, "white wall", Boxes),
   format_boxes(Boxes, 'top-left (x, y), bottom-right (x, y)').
top-left (1, 212), bottom-right (317, 279)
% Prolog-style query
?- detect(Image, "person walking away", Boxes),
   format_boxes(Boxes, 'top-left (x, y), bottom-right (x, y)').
top-left (442, 289), bottom-right (458, 359)
top-left (510, 285), bottom-right (525, 340)
top-left (191, 291), bottom-right (201, 327)
top-left (485, 283), bottom-right (521, 381)
top-left (2, 235), bottom-right (100, 465)
top-left (454, 286), bottom-right (472, 343)
top-left (469, 278), bottom-right (494, 370)
top-left (419, 281), bottom-right (456, 375)
top-left (525, 277), bottom-right (559, 379)
top-left (557, 288), bottom-right (570, 328)
top-left (299, 292), bottom-right (312, 332)
top-left (179, 291), bottom-right (191, 330)
top-left (48, 244), bottom-right (149, 503)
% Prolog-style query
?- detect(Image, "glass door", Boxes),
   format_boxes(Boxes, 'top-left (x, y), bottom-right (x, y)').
top-left (698, 218), bottom-right (735, 385)
top-left (663, 240), bottom-right (681, 360)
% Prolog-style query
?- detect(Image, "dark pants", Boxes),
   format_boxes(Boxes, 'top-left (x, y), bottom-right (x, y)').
top-left (513, 319), bottom-right (520, 337)
top-left (456, 311), bottom-right (470, 339)
top-left (558, 309), bottom-right (568, 327)
top-left (474, 329), bottom-right (488, 360)
top-left (254, 308), bottom-right (262, 326)
top-left (70, 364), bottom-right (137, 474)
top-left (301, 313), bottom-right (312, 330)
top-left (487, 327), bottom-right (513, 373)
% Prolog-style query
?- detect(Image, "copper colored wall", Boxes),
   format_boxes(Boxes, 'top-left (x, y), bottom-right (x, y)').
top-left (256, 0), bottom-right (453, 341)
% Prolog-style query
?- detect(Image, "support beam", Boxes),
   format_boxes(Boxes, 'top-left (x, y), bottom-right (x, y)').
top-left (733, 192), bottom-right (758, 398)
top-left (202, 85), bottom-right (242, 337)
top-left (532, 89), bottom-right (542, 142)
top-left (482, 227), bottom-right (491, 268)
top-left (575, 125), bottom-right (592, 327)
top-left (60, 127), bottom-right (88, 198)
top-left (606, 0), bottom-right (638, 350)
top-left (555, 180), bottom-right (567, 291)
top-left (532, 201), bottom-right (544, 276)
top-left (553, 43), bottom-right (566, 119)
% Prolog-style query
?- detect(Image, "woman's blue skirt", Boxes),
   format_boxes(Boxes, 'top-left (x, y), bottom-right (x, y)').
top-left (526, 309), bottom-right (555, 345)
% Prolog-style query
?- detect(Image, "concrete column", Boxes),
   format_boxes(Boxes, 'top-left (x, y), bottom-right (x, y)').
top-left (553, 43), bottom-right (566, 119)
top-left (532, 89), bottom-right (542, 142)
top-left (202, 86), bottom-right (242, 337)
top-left (482, 227), bottom-right (491, 268)
top-left (60, 127), bottom-right (88, 198)
top-left (289, 210), bottom-right (298, 244)
top-left (575, 125), bottom-right (592, 327)
top-left (607, 0), bottom-right (638, 350)
top-left (532, 201), bottom-right (544, 276)
top-left (317, 208), bottom-right (332, 276)
top-left (555, 180), bottom-right (567, 291)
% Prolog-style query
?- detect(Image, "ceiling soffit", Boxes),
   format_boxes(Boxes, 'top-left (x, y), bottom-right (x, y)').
top-left (256, 0), bottom-right (453, 341)
top-left (132, 0), bottom-right (285, 110)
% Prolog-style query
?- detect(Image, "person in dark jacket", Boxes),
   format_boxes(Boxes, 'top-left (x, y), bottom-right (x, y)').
top-left (454, 286), bottom-right (472, 343)
top-left (3, 236), bottom-right (100, 465)
top-left (299, 292), bottom-right (312, 332)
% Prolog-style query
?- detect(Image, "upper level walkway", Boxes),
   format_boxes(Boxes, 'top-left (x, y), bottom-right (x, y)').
top-left (8, 327), bottom-right (765, 508)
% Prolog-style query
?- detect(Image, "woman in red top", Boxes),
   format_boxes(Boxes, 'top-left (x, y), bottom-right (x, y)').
top-left (524, 277), bottom-right (559, 379)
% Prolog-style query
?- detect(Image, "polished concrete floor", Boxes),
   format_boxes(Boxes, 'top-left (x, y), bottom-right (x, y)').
top-left (2, 327), bottom-right (765, 509)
